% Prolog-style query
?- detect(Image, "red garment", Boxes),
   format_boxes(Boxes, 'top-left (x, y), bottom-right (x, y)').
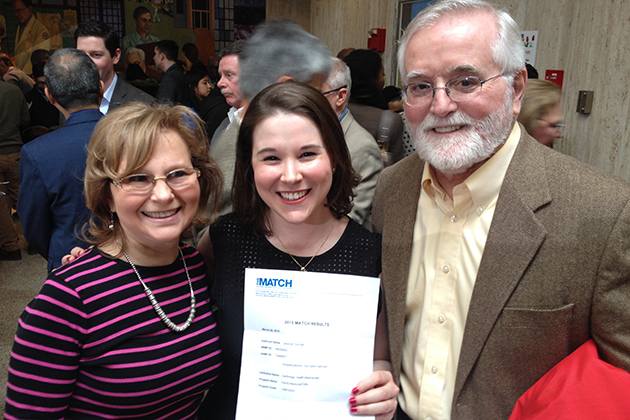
top-left (509, 339), bottom-right (630, 419)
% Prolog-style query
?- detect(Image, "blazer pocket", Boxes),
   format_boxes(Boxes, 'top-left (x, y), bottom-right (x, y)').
top-left (499, 303), bottom-right (574, 329)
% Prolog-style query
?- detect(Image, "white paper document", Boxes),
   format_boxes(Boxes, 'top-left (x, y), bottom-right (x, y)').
top-left (235, 268), bottom-right (380, 420)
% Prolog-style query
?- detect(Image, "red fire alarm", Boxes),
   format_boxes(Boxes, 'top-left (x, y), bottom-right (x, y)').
top-left (545, 70), bottom-right (564, 89)
top-left (368, 28), bottom-right (386, 52)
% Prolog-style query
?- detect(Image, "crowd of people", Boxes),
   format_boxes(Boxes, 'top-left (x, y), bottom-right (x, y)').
top-left (3, 0), bottom-right (630, 419)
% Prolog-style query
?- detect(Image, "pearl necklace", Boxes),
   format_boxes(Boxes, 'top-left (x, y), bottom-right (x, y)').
top-left (273, 221), bottom-right (335, 272)
top-left (117, 240), bottom-right (196, 332)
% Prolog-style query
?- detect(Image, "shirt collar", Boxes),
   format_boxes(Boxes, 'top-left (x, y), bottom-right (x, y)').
top-left (99, 73), bottom-right (117, 115)
top-left (338, 107), bottom-right (349, 121)
top-left (227, 106), bottom-right (244, 124)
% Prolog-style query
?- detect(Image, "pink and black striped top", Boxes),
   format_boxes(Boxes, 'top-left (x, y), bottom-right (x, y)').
top-left (5, 244), bottom-right (221, 419)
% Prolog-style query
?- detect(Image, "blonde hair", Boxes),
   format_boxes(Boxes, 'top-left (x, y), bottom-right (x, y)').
top-left (84, 102), bottom-right (223, 250)
top-left (518, 79), bottom-right (561, 133)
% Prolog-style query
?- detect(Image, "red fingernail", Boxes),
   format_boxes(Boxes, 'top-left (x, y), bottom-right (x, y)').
top-left (350, 406), bottom-right (358, 413)
top-left (352, 387), bottom-right (359, 394)
top-left (349, 397), bottom-right (356, 404)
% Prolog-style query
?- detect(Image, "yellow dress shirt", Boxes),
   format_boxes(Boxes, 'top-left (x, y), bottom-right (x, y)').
top-left (400, 124), bottom-right (521, 420)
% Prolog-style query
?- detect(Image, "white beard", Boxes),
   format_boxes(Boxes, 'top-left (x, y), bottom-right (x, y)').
top-left (408, 90), bottom-right (515, 176)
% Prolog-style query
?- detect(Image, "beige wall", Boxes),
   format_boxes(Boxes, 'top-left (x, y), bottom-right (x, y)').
top-left (267, 0), bottom-right (630, 180)
top-left (503, 0), bottom-right (630, 180)
top-left (266, 0), bottom-right (399, 86)
top-left (266, 0), bottom-right (313, 32)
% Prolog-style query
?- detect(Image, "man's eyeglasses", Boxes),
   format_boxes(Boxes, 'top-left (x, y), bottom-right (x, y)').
top-left (322, 85), bottom-right (347, 95)
top-left (111, 168), bottom-right (200, 194)
top-left (402, 74), bottom-right (503, 106)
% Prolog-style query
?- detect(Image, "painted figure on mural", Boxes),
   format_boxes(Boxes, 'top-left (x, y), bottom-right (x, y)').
top-left (11, 0), bottom-right (51, 74)
top-left (122, 6), bottom-right (160, 58)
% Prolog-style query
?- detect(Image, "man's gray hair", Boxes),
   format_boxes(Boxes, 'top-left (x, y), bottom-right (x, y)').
top-left (327, 57), bottom-right (352, 105)
top-left (219, 39), bottom-right (246, 61)
top-left (45, 48), bottom-right (101, 110)
top-left (125, 47), bottom-right (145, 63)
top-left (397, 0), bottom-right (524, 84)
top-left (239, 21), bottom-right (332, 101)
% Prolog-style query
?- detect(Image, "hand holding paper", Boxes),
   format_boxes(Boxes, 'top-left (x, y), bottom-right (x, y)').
top-left (349, 369), bottom-right (398, 419)
top-left (236, 268), bottom-right (384, 420)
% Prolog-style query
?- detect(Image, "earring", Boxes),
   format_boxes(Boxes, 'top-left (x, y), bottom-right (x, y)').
top-left (109, 212), bottom-right (115, 230)
top-left (332, 167), bottom-right (336, 173)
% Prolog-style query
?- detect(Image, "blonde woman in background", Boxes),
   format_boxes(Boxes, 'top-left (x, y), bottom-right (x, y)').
top-left (518, 79), bottom-right (563, 147)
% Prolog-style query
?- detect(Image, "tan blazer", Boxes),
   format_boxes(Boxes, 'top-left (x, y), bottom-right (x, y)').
top-left (341, 109), bottom-right (383, 229)
top-left (372, 127), bottom-right (630, 419)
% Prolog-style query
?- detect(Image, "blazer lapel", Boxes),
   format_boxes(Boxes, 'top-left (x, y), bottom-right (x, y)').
top-left (379, 154), bottom-right (424, 380)
top-left (110, 78), bottom-right (125, 109)
top-left (383, 155), bottom-right (424, 285)
top-left (453, 131), bottom-right (552, 402)
top-left (340, 109), bottom-right (352, 135)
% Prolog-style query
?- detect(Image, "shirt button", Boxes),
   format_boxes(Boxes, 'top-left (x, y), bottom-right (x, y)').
top-left (478, 206), bottom-right (484, 213)
top-left (442, 265), bottom-right (450, 273)
top-left (431, 366), bottom-right (438, 374)
top-left (438, 315), bottom-right (445, 323)
top-left (450, 215), bottom-right (458, 222)
top-left (427, 418), bottom-right (433, 420)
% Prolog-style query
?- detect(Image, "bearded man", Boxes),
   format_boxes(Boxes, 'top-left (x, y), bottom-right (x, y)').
top-left (372, 1), bottom-right (630, 419)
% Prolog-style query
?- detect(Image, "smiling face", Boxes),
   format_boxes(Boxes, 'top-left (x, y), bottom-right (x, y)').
top-left (251, 113), bottom-right (334, 228)
top-left (217, 54), bottom-right (243, 108)
top-left (403, 11), bottom-right (525, 176)
top-left (77, 36), bottom-right (120, 89)
top-left (109, 130), bottom-right (200, 259)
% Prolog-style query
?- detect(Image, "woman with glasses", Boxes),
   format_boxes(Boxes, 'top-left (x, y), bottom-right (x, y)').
top-left (5, 103), bottom-right (223, 418)
top-left (197, 82), bottom-right (398, 420)
top-left (517, 79), bottom-right (563, 147)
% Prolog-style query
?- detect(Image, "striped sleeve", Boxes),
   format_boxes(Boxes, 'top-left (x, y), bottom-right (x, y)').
top-left (5, 277), bottom-right (87, 419)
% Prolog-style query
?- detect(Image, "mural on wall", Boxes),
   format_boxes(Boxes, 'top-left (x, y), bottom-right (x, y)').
top-left (121, 0), bottom-right (221, 71)
top-left (123, 0), bottom-right (197, 57)
top-left (58, 10), bottom-right (78, 37)
top-left (2, 2), bottom-right (79, 72)
top-left (37, 11), bottom-right (77, 50)
top-left (132, 0), bottom-right (175, 21)
top-left (0, 15), bottom-right (7, 51)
